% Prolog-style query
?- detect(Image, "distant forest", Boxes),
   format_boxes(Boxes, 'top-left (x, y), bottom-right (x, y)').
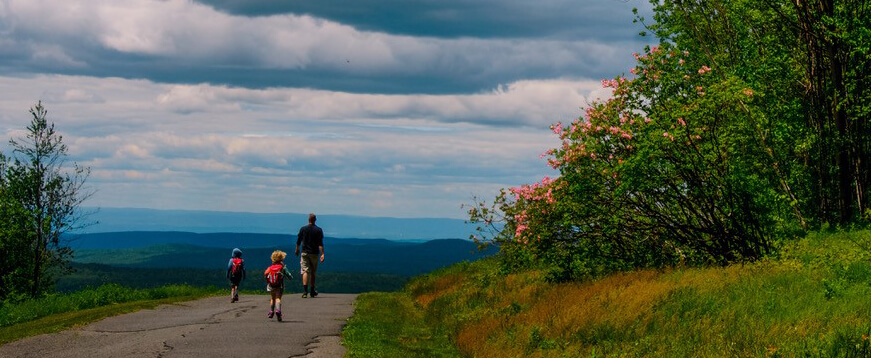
top-left (58, 263), bottom-right (408, 293)
top-left (60, 231), bottom-right (495, 294)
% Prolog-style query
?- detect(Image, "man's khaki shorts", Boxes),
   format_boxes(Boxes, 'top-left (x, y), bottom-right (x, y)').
top-left (300, 252), bottom-right (319, 275)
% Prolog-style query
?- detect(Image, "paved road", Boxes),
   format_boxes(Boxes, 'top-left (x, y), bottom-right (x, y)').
top-left (0, 294), bottom-right (358, 358)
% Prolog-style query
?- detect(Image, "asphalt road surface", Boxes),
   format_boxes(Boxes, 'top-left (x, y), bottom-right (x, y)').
top-left (0, 293), bottom-right (358, 358)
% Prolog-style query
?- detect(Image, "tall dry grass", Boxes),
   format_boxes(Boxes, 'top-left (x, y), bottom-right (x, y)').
top-left (405, 231), bottom-right (871, 357)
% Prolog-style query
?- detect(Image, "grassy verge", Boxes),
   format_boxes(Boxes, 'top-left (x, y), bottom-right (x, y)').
top-left (344, 231), bottom-right (871, 357)
top-left (343, 291), bottom-right (461, 357)
top-left (0, 284), bottom-right (218, 345)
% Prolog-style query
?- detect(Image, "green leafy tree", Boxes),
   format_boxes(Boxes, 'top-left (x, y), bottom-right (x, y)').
top-left (3, 102), bottom-right (92, 298)
top-left (471, 0), bottom-right (871, 281)
top-left (647, 0), bottom-right (871, 225)
top-left (471, 45), bottom-right (780, 281)
top-left (0, 159), bottom-right (33, 302)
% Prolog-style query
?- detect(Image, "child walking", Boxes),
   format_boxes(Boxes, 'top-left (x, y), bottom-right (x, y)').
top-left (264, 250), bottom-right (294, 321)
top-left (227, 248), bottom-right (246, 303)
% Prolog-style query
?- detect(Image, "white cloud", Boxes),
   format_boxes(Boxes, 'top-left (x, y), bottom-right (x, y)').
top-left (0, 71), bottom-right (608, 218)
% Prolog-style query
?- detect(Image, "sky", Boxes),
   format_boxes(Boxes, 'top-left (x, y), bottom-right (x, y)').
top-left (0, 0), bottom-right (653, 219)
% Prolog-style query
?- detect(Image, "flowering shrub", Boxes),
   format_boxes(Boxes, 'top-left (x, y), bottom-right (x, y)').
top-left (470, 45), bottom-right (777, 281)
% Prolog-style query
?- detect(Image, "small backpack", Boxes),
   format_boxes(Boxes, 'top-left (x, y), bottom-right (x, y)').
top-left (230, 258), bottom-right (244, 279)
top-left (264, 264), bottom-right (284, 287)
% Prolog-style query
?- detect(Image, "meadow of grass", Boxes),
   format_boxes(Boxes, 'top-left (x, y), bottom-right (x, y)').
top-left (343, 292), bottom-right (462, 357)
top-left (344, 231), bottom-right (871, 357)
top-left (0, 284), bottom-right (219, 344)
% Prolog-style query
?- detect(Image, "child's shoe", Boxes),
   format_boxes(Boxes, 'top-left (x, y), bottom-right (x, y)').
top-left (267, 310), bottom-right (274, 319)
top-left (310, 290), bottom-right (318, 298)
top-left (233, 294), bottom-right (239, 302)
top-left (301, 292), bottom-right (308, 298)
top-left (276, 310), bottom-right (283, 322)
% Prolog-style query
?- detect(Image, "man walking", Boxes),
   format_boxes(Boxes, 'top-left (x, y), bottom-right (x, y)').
top-left (295, 213), bottom-right (324, 298)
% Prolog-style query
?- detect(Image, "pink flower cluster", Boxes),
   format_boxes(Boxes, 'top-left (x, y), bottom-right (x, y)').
top-left (601, 77), bottom-right (627, 89)
top-left (509, 177), bottom-right (557, 204)
top-left (514, 215), bottom-right (529, 238)
top-left (698, 65), bottom-right (712, 74)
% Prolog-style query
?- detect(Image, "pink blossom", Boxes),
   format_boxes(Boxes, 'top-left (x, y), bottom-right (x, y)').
top-left (698, 65), bottom-right (712, 74)
top-left (678, 58), bottom-right (685, 65)
top-left (677, 117), bottom-right (686, 126)
top-left (515, 224), bottom-right (528, 238)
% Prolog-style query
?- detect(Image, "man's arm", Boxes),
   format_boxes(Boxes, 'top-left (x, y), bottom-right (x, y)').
top-left (295, 227), bottom-right (303, 256)
top-left (318, 228), bottom-right (325, 263)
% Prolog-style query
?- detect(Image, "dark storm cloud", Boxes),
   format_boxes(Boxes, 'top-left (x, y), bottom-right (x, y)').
top-left (194, 0), bottom-right (653, 41)
top-left (0, 0), bottom-right (649, 94)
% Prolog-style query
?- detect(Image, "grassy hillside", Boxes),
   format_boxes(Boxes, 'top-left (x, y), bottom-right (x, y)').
top-left (0, 284), bottom-right (217, 344)
top-left (344, 231), bottom-right (871, 357)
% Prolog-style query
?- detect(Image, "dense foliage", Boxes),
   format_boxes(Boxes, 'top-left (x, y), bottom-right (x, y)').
top-left (0, 102), bottom-right (91, 301)
top-left (470, 0), bottom-right (871, 280)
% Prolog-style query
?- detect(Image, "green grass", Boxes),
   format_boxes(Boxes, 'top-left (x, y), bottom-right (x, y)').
top-left (344, 231), bottom-right (871, 357)
top-left (0, 284), bottom-right (219, 344)
top-left (343, 292), bottom-right (462, 357)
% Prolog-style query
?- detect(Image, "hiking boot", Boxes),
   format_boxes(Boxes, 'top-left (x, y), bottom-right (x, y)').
top-left (301, 292), bottom-right (308, 298)
top-left (310, 291), bottom-right (318, 298)
top-left (276, 310), bottom-right (283, 322)
top-left (267, 310), bottom-right (274, 319)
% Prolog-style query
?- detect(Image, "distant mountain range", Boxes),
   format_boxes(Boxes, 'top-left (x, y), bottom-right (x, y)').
top-left (70, 231), bottom-right (497, 277)
top-left (79, 207), bottom-right (480, 240)
top-left (63, 209), bottom-right (499, 292)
